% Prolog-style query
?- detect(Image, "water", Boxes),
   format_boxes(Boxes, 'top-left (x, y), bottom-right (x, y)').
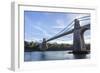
top-left (24, 51), bottom-right (90, 61)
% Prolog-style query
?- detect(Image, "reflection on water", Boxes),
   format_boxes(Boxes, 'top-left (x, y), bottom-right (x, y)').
top-left (73, 54), bottom-right (88, 59)
top-left (24, 51), bottom-right (90, 61)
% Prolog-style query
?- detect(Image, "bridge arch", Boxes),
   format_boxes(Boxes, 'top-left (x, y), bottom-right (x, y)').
top-left (83, 30), bottom-right (90, 45)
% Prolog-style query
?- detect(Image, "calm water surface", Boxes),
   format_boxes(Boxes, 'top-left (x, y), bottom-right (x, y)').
top-left (24, 51), bottom-right (90, 61)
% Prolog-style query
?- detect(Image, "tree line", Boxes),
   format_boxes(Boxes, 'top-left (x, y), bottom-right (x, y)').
top-left (24, 41), bottom-right (90, 52)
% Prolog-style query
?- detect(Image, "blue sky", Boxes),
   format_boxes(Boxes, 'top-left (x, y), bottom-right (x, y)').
top-left (24, 11), bottom-right (90, 44)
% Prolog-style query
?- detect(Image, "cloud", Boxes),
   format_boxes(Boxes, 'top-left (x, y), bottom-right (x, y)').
top-left (25, 37), bottom-right (41, 42)
top-left (73, 14), bottom-right (90, 19)
top-left (53, 19), bottom-right (66, 29)
top-left (49, 37), bottom-right (90, 44)
top-left (75, 14), bottom-right (90, 26)
top-left (34, 25), bottom-right (51, 37)
top-left (25, 15), bottom-right (52, 40)
top-left (49, 39), bottom-right (73, 44)
top-left (64, 14), bottom-right (90, 26)
top-left (85, 39), bottom-right (90, 44)
top-left (48, 32), bottom-right (90, 44)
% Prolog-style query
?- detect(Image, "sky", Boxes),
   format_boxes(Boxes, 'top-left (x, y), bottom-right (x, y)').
top-left (24, 11), bottom-right (90, 44)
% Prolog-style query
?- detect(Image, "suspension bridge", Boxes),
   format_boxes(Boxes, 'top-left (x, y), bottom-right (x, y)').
top-left (39, 16), bottom-right (90, 54)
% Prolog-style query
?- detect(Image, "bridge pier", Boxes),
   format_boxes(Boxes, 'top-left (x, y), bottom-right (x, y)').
top-left (73, 19), bottom-right (88, 54)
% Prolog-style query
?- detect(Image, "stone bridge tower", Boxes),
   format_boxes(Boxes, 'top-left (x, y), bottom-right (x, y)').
top-left (73, 19), bottom-right (86, 52)
top-left (40, 38), bottom-right (48, 51)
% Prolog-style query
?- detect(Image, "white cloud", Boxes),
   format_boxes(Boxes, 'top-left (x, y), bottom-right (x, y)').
top-left (34, 25), bottom-right (51, 37)
top-left (49, 38), bottom-right (90, 44)
top-left (48, 34), bottom-right (90, 44)
top-left (75, 14), bottom-right (89, 19)
top-left (75, 14), bottom-right (90, 26)
top-left (25, 16), bottom-right (52, 41)
top-left (25, 37), bottom-right (41, 42)
top-left (84, 35), bottom-right (90, 44)
top-left (85, 39), bottom-right (90, 44)
top-left (65, 14), bottom-right (90, 26)
top-left (84, 35), bottom-right (90, 38)
top-left (49, 40), bottom-right (73, 44)
top-left (53, 19), bottom-right (66, 29)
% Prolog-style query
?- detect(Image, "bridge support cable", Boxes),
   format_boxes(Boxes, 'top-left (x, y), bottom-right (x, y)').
top-left (46, 29), bottom-right (74, 42)
top-left (39, 16), bottom-right (90, 51)
top-left (63, 22), bottom-right (74, 32)
top-left (49, 16), bottom-right (90, 39)
top-left (50, 20), bottom-right (74, 39)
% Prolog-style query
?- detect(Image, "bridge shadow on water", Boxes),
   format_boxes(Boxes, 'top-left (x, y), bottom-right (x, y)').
top-left (40, 51), bottom-right (46, 60)
top-left (73, 54), bottom-right (87, 59)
